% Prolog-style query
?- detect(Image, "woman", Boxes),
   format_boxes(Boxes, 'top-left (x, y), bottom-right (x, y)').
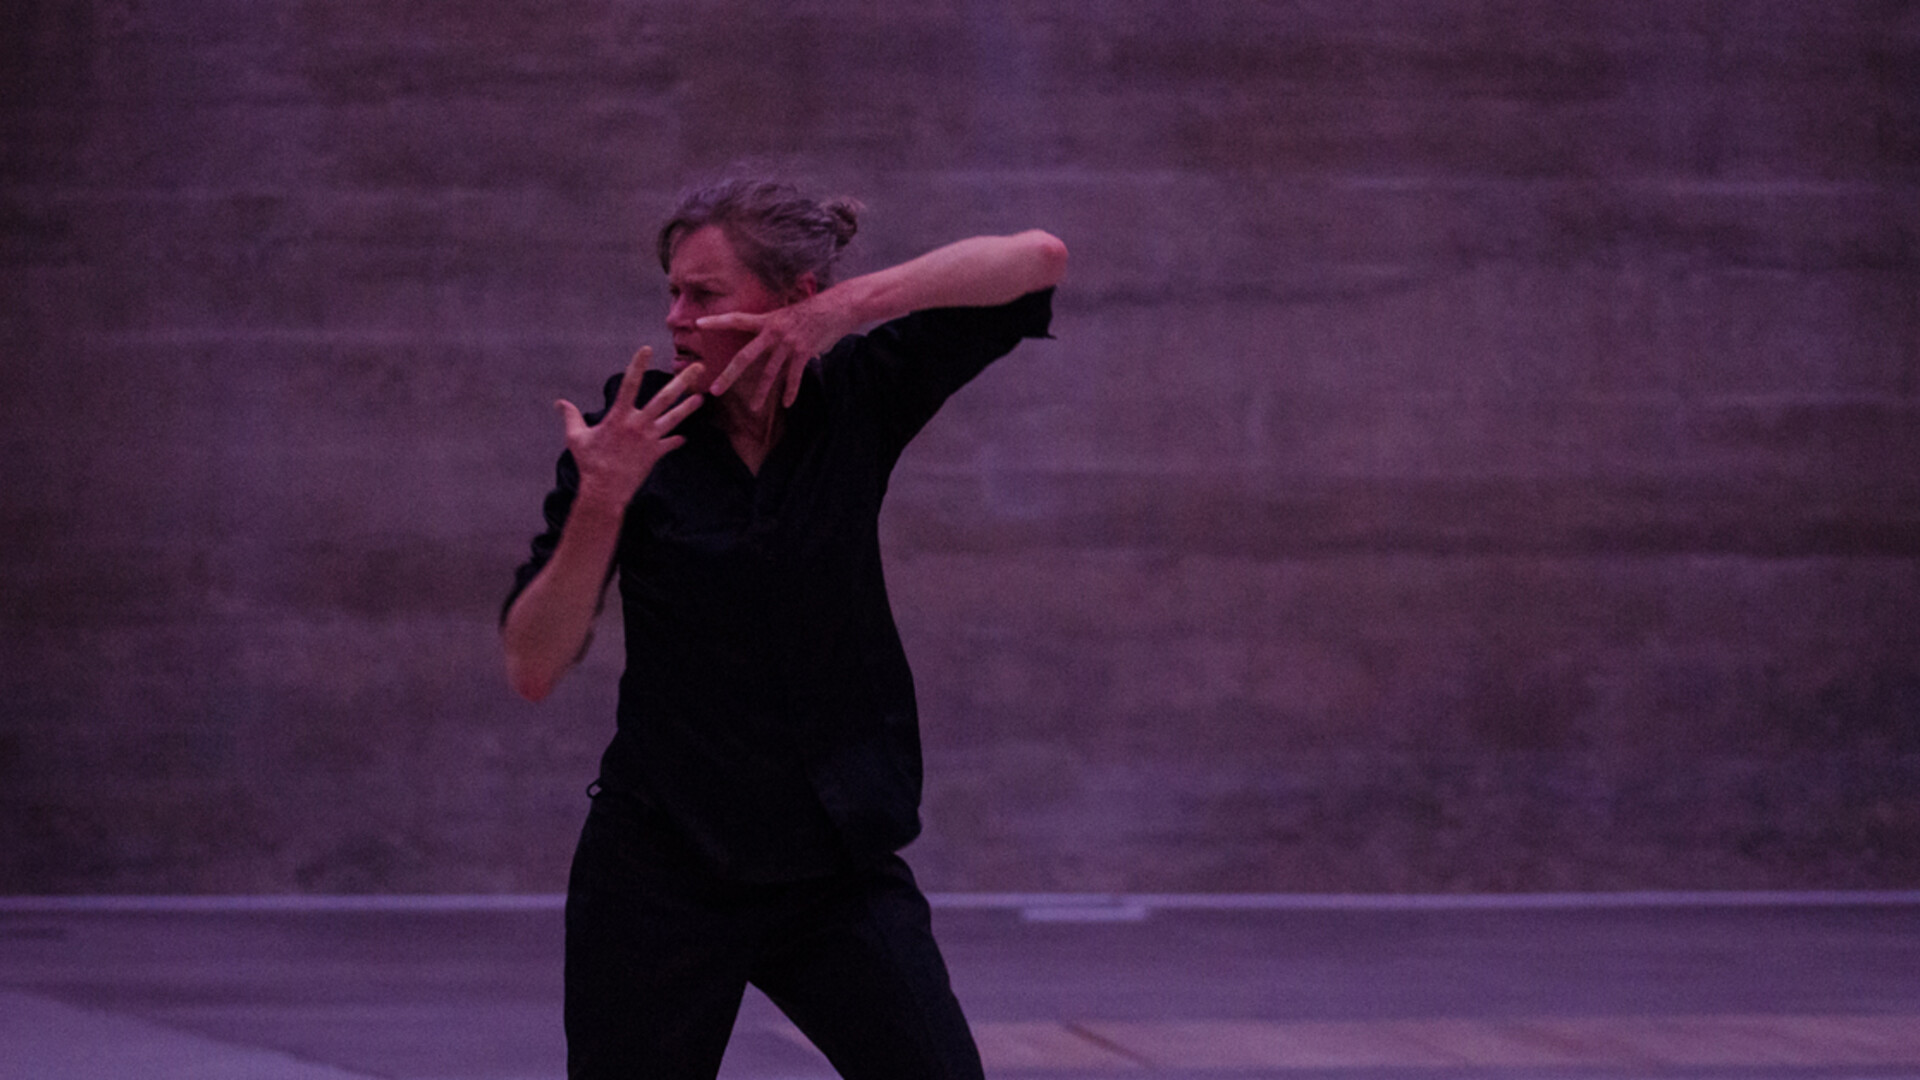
top-left (501, 177), bottom-right (1067, 1079)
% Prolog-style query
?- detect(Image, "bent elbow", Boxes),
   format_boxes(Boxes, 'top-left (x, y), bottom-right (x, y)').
top-left (505, 654), bottom-right (558, 703)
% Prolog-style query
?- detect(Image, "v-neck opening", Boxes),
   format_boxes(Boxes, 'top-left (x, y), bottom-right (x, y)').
top-left (716, 367), bottom-right (820, 484)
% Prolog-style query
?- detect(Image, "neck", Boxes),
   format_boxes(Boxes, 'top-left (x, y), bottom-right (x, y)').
top-left (714, 389), bottom-right (781, 438)
top-left (713, 391), bottom-right (784, 474)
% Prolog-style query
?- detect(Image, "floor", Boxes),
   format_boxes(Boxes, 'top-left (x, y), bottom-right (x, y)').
top-left (2, 892), bottom-right (1917, 1080)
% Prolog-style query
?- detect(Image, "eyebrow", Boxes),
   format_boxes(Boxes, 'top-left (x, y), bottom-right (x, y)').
top-left (668, 273), bottom-right (726, 291)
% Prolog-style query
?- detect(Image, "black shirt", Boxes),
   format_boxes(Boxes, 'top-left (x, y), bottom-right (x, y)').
top-left (507, 288), bottom-right (1054, 881)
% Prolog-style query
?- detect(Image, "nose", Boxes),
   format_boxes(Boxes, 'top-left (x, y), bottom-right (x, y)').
top-left (666, 294), bottom-right (695, 332)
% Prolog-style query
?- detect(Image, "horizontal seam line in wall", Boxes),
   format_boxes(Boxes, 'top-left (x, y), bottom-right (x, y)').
top-left (65, 330), bottom-right (645, 347)
top-left (5, 177), bottom-right (1912, 201)
top-left (4, 890), bottom-right (1920, 914)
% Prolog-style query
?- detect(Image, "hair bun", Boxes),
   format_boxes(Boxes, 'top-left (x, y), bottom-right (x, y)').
top-left (658, 177), bottom-right (863, 288)
top-left (824, 198), bottom-right (862, 248)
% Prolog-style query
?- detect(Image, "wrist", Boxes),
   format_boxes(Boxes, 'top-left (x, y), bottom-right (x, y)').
top-left (567, 484), bottom-right (632, 529)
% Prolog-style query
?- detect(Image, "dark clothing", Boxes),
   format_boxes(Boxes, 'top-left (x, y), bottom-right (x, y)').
top-left (507, 288), bottom-right (1054, 883)
top-left (509, 287), bottom-right (1052, 1080)
top-left (564, 792), bottom-right (985, 1080)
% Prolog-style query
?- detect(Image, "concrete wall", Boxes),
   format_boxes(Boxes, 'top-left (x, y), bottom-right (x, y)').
top-left (3, 1), bottom-right (1916, 894)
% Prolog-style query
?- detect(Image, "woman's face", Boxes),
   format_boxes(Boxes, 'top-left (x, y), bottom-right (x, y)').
top-left (665, 224), bottom-right (784, 395)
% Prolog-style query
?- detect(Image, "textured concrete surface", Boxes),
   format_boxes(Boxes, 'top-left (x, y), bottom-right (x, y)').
top-left (2, 2), bottom-right (1917, 894)
top-left (2, 894), bottom-right (1918, 1079)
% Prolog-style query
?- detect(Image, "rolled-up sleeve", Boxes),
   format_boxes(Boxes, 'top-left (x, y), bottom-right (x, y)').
top-left (834, 287), bottom-right (1055, 455)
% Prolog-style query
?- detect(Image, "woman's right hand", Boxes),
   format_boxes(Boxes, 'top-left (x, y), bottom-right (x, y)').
top-left (505, 350), bottom-right (704, 701)
top-left (557, 348), bottom-right (705, 513)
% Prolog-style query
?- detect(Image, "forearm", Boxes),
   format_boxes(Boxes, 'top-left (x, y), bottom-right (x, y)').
top-left (830, 230), bottom-right (1068, 327)
top-left (500, 498), bottom-right (625, 701)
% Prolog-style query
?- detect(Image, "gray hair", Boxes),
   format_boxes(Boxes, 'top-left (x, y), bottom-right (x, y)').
top-left (656, 178), bottom-right (861, 294)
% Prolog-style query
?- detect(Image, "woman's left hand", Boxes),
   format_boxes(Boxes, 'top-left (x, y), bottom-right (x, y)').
top-left (699, 293), bottom-right (856, 410)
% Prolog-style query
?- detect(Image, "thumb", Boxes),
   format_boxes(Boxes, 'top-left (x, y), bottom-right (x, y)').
top-left (555, 398), bottom-right (587, 437)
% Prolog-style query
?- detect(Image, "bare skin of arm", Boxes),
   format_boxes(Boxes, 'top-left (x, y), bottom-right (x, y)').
top-left (501, 351), bottom-right (705, 701)
top-left (702, 229), bottom-right (1069, 410)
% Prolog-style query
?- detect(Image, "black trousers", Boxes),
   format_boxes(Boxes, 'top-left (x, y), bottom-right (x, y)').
top-left (564, 793), bottom-right (986, 1080)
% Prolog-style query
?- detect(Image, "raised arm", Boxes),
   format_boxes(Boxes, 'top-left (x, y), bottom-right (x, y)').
top-left (824, 229), bottom-right (1069, 325)
top-left (704, 230), bottom-right (1068, 408)
top-left (502, 351), bottom-right (705, 701)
